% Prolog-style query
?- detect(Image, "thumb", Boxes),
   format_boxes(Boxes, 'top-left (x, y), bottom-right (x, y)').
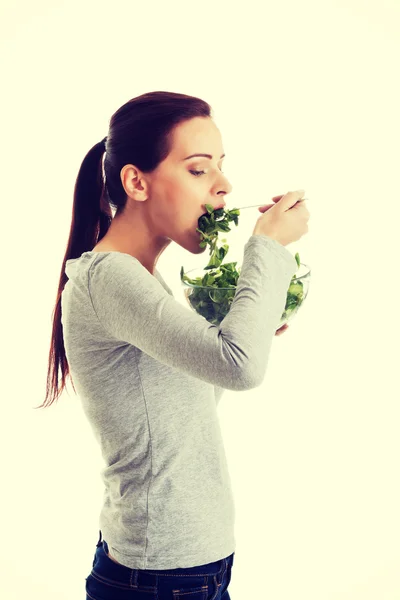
top-left (258, 203), bottom-right (276, 213)
top-left (258, 194), bottom-right (286, 213)
top-left (280, 190), bottom-right (306, 211)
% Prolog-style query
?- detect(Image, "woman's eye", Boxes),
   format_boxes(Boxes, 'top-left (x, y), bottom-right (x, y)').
top-left (189, 169), bottom-right (225, 177)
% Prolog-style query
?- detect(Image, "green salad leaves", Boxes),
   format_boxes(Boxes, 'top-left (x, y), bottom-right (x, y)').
top-left (180, 204), bottom-right (303, 326)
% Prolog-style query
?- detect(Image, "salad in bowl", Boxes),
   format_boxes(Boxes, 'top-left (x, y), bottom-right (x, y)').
top-left (180, 204), bottom-right (311, 327)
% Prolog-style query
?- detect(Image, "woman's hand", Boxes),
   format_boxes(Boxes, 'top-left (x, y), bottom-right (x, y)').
top-left (275, 323), bottom-right (289, 336)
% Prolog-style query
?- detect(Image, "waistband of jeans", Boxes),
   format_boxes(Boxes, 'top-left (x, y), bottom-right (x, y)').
top-left (96, 537), bottom-right (233, 585)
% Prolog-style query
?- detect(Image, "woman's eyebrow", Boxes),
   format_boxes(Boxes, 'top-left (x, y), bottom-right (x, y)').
top-left (183, 153), bottom-right (225, 160)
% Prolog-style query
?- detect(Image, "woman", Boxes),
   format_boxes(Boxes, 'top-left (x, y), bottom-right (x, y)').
top-left (39, 90), bottom-right (308, 599)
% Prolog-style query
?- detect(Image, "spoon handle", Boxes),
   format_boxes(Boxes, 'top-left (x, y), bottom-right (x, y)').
top-left (236, 197), bottom-right (309, 210)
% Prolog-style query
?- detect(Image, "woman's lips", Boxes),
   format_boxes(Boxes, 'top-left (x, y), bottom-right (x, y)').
top-left (205, 202), bottom-right (226, 212)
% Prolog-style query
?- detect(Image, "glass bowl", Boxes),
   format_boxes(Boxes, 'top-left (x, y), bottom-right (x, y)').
top-left (181, 261), bottom-right (311, 328)
top-left (181, 203), bottom-right (311, 327)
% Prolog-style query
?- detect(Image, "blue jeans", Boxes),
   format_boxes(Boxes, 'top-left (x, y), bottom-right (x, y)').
top-left (85, 530), bottom-right (234, 599)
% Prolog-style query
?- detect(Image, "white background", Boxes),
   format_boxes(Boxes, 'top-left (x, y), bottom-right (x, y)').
top-left (1, 0), bottom-right (399, 598)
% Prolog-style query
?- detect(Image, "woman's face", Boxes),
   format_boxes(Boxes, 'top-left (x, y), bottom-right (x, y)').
top-left (144, 116), bottom-right (233, 252)
top-left (115, 116), bottom-right (234, 271)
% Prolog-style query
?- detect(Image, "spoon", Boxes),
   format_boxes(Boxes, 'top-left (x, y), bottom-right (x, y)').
top-left (235, 197), bottom-right (309, 210)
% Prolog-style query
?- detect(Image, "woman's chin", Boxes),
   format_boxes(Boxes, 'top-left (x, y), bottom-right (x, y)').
top-left (192, 244), bottom-right (207, 255)
top-left (187, 229), bottom-right (208, 254)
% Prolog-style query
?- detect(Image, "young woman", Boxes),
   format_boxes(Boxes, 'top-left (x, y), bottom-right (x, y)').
top-left (39, 90), bottom-right (309, 599)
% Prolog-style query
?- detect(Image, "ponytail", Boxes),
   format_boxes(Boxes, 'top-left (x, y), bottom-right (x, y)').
top-left (34, 140), bottom-right (109, 409)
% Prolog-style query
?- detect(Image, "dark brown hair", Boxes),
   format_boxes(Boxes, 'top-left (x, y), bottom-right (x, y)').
top-left (36, 91), bottom-right (212, 409)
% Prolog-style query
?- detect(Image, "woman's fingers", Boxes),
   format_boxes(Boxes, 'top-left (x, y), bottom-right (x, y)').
top-left (258, 203), bottom-right (275, 213)
top-left (258, 194), bottom-right (285, 212)
top-left (275, 323), bottom-right (289, 336)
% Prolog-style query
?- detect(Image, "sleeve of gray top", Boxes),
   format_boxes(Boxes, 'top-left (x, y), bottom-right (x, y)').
top-left (88, 234), bottom-right (298, 391)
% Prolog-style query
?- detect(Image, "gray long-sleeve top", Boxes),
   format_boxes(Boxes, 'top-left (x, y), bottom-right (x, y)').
top-left (61, 234), bottom-right (298, 569)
